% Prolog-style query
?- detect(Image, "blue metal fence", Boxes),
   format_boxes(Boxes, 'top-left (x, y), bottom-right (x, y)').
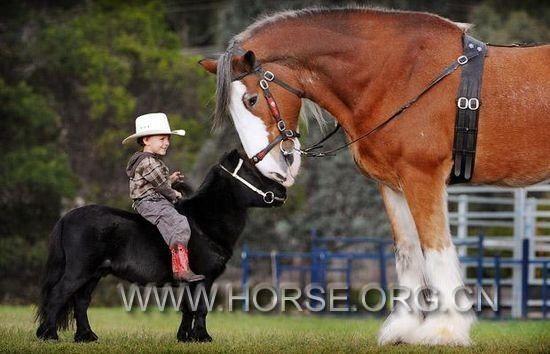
top-left (241, 230), bottom-right (549, 318)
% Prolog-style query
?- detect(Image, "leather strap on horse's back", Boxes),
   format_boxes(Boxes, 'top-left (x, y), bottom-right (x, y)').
top-left (450, 35), bottom-right (488, 184)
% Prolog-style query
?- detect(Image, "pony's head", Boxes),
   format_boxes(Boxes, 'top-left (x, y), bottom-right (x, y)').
top-left (218, 149), bottom-right (287, 207)
top-left (200, 41), bottom-right (306, 187)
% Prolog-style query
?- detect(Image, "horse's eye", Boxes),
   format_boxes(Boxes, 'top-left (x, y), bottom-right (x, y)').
top-left (243, 93), bottom-right (258, 109)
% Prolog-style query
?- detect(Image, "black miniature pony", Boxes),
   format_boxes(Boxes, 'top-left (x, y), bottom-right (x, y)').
top-left (36, 149), bottom-right (286, 342)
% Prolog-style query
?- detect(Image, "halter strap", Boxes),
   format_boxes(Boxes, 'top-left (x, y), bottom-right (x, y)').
top-left (219, 159), bottom-right (285, 204)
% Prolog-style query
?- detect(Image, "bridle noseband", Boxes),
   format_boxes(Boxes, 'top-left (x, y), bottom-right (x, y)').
top-left (220, 158), bottom-right (286, 204)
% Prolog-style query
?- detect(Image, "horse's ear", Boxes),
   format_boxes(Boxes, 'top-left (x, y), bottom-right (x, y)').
top-left (198, 58), bottom-right (217, 74)
top-left (243, 50), bottom-right (256, 68)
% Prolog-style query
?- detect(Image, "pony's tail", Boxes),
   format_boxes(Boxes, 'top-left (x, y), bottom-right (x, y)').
top-left (35, 218), bottom-right (74, 330)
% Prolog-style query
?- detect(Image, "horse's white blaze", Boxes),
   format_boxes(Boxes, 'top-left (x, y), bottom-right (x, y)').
top-left (229, 81), bottom-right (301, 186)
top-left (378, 186), bottom-right (424, 345)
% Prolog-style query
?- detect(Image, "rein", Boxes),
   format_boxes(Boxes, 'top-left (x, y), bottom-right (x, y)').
top-left (219, 158), bottom-right (285, 204)
top-left (298, 40), bottom-right (485, 158)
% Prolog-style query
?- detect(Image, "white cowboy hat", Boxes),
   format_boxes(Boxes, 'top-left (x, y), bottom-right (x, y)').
top-left (122, 113), bottom-right (186, 145)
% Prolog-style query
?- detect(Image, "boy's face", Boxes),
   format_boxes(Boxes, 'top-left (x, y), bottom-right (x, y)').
top-left (142, 135), bottom-right (171, 155)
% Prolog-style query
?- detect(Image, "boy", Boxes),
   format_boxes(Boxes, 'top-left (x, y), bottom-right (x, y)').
top-left (122, 113), bottom-right (204, 282)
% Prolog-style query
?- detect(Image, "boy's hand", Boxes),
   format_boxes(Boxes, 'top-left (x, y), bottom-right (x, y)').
top-left (169, 171), bottom-right (184, 183)
top-left (174, 191), bottom-right (183, 200)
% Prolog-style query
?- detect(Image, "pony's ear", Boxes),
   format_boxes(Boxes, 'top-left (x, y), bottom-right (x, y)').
top-left (198, 58), bottom-right (217, 74)
top-left (228, 149), bottom-right (240, 161)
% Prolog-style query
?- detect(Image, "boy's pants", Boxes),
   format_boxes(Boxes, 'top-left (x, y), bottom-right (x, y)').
top-left (134, 194), bottom-right (191, 247)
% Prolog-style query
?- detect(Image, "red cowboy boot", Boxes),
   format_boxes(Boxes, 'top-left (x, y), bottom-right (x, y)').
top-left (170, 244), bottom-right (205, 282)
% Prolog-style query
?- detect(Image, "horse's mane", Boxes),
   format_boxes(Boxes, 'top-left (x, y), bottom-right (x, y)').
top-left (236, 6), bottom-right (470, 43)
top-left (213, 6), bottom-right (470, 130)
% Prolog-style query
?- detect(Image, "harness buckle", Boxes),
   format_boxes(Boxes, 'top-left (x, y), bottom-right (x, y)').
top-left (457, 97), bottom-right (480, 110)
top-left (277, 120), bottom-right (286, 131)
top-left (280, 139), bottom-right (295, 156)
top-left (263, 71), bottom-right (275, 81)
top-left (263, 192), bottom-right (275, 204)
top-left (260, 79), bottom-right (269, 90)
top-left (457, 55), bottom-right (468, 65)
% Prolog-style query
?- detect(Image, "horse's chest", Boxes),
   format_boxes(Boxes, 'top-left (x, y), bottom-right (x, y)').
top-left (350, 145), bottom-right (400, 187)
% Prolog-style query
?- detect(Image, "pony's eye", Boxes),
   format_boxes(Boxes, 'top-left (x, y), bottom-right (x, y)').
top-left (243, 93), bottom-right (258, 109)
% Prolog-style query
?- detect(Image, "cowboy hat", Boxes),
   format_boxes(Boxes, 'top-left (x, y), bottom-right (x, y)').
top-left (122, 113), bottom-right (186, 145)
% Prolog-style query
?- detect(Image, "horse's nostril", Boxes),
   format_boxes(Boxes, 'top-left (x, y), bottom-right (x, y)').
top-left (271, 172), bottom-right (285, 183)
top-left (284, 154), bottom-right (294, 166)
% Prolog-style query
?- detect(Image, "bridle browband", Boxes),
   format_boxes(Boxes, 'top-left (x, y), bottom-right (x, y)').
top-left (220, 158), bottom-right (286, 204)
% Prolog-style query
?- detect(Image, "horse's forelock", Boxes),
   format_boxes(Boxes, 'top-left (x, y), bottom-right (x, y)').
top-left (213, 43), bottom-right (237, 130)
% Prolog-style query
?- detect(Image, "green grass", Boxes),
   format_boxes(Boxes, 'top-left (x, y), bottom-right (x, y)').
top-left (1, 306), bottom-right (549, 353)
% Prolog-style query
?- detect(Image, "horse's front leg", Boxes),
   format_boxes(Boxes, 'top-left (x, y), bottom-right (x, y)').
top-left (401, 170), bottom-right (475, 346)
top-left (378, 184), bottom-right (426, 345)
top-left (187, 281), bottom-right (213, 342)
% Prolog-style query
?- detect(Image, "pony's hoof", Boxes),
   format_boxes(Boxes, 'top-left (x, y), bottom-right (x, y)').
top-left (74, 330), bottom-right (98, 342)
top-left (188, 329), bottom-right (212, 342)
top-left (36, 327), bottom-right (59, 341)
top-left (177, 331), bottom-right (190, 342)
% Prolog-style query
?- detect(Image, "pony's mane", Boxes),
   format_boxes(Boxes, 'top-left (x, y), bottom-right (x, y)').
top-left (213, 6), bottom-right (469, 130)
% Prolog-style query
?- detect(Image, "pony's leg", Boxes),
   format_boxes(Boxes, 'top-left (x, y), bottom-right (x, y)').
top-left (73, 277), bottom-right (100, 342)
top-left (378, 184), bottom-right (425, 345)
top-left (37, 275), bottom-right (88, 340)
top-left (402, 172), bottom-right (475, 346)
top-left (188, 282), bottom-right (212, 342)
top-left (177, 292), bottom-right (194, 342)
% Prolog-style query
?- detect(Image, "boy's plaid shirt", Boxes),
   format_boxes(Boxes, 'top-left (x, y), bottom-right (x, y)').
top-left (129, 156), bottom-right (179, 202)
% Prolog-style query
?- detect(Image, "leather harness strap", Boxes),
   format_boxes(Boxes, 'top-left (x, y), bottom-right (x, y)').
top-left (450, 35), bottom-right (488, 184)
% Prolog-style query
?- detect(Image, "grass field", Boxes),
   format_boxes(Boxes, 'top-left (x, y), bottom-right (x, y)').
top-left (1, 306), bottom-right (549, 353)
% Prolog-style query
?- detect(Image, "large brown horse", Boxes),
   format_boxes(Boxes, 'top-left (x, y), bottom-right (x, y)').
top-left (199, 7), bottom-right (549, 346)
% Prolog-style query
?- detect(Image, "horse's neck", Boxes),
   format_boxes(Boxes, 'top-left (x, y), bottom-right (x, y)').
top-left (180, 178), bottom-right (246, 249)
top-left (250, 12), bottom-right (463, 131)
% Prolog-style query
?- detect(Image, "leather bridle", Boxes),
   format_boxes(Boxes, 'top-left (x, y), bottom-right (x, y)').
top-left (231, 54), bottom-right (304, 165)
top-left (220, 158), bottom-right (286, 204)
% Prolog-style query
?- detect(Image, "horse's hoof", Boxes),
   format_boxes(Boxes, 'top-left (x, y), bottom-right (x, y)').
top-left (74, 330), bottom-right (99, 342)
top-left (36, 327), bottom-right (59, 341)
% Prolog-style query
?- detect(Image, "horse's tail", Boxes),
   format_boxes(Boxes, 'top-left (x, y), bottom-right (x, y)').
top-left (35, 217), bottom-right (74, 329)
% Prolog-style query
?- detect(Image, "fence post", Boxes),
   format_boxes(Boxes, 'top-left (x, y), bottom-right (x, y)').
top-left (271, 250), bottom-right (279, 289)
top-left (457, 194), bottom-right (469, 261)
top-left (521, 238), bottom-right (529, 318)
top-left (346, 258), bottom-right (353, 310)
top-left (378, 242), bottom-right (387, 314)
top-left (477, 234), bottom-right (484, 290)
top-left (543, 262), bottom-right (548, 319)
top-left (241, 244), bottom-right (249, 289)
top-left (512, 189), bottom-right (526, 318)
top-left (241, 244), bottom-right (250, 312)
top-left (494, 255), bottom-right (501, 319)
